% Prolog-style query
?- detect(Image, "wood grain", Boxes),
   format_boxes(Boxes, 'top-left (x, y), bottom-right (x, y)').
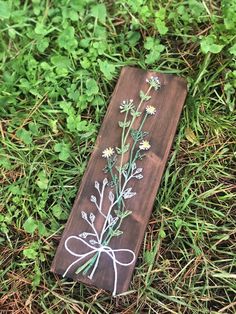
top-left (51, 66), bottom-right (187, 295)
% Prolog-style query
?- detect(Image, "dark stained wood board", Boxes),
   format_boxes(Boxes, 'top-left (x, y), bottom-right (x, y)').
top-left (51, 66), bottom-right (187, 295)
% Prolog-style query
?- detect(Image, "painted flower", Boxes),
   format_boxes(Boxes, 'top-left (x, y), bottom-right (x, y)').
top-left (146, 105), bottom-right (156, 115)
top-left (146, 76), bottom-right (161, 91)
top-left (119, 99), bottom-right (134, 112)
top-left (139, 140), bottom-right (151, 151)
top-left (102, 147), bottom-right (114, 158)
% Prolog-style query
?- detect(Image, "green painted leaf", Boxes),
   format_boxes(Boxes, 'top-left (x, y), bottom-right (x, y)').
top-left (131, 110), bottom-right (142, 118)
top-left (111, 230), bottom-right (123, 237)
top-left (115, 143), bottom-right (129, 154)
top-left (139, 90), bottom-right (151, 101)
top-left (118, 121), bottom-right (130, 128)
top-left (140, 90), bottom-right (146, 100)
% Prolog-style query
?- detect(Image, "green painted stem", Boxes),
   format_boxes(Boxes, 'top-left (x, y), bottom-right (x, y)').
top-left (76, 87), bottom-right (152, 277)
top-left (117, 86), bottom-right (152, 206)
top-left (123, 85), bottom-right (152, 145)
top-left (118, 110), bottom-right (129, 194)
top-left (127, 113), bottom-right (148, 176)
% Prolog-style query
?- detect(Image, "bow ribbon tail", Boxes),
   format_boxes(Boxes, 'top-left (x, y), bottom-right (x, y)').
top-left (103, 246), bottom-right (136, 296)
top-left (111, 250), bottom-right (118, 296)
top-left (63, 236), bottom-right (136, 297)
top-left (63, 255), bottom-right (87, 278)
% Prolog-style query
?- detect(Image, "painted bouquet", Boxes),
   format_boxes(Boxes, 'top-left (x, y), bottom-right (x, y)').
top-left (63, 76), bottom-right (161, 295)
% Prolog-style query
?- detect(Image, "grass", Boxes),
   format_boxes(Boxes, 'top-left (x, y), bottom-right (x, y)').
top-left (0, 0), bottom-right (235, 313)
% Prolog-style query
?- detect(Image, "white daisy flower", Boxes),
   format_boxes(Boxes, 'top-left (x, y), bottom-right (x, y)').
top-left (139, 140), bottom-right (151, 151)
top-left (146, 105), bottom-right (156, 115)
top-left (102, 147), bottom-right (114, 158)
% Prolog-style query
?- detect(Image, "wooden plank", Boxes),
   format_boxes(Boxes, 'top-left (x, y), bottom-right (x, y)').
top-left (51, 66), bottom-right (187, 295)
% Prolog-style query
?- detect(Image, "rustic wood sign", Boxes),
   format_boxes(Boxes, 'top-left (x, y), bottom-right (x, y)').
top-left (51, 67), bottom-right (187, 296)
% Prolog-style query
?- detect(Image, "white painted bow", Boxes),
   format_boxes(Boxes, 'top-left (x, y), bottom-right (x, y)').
top-left (63, 235), bottom-right (136, 296)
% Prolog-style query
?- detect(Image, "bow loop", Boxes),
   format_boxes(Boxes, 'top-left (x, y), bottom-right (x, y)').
top-left (63, 235), bottom-right (135, 296)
